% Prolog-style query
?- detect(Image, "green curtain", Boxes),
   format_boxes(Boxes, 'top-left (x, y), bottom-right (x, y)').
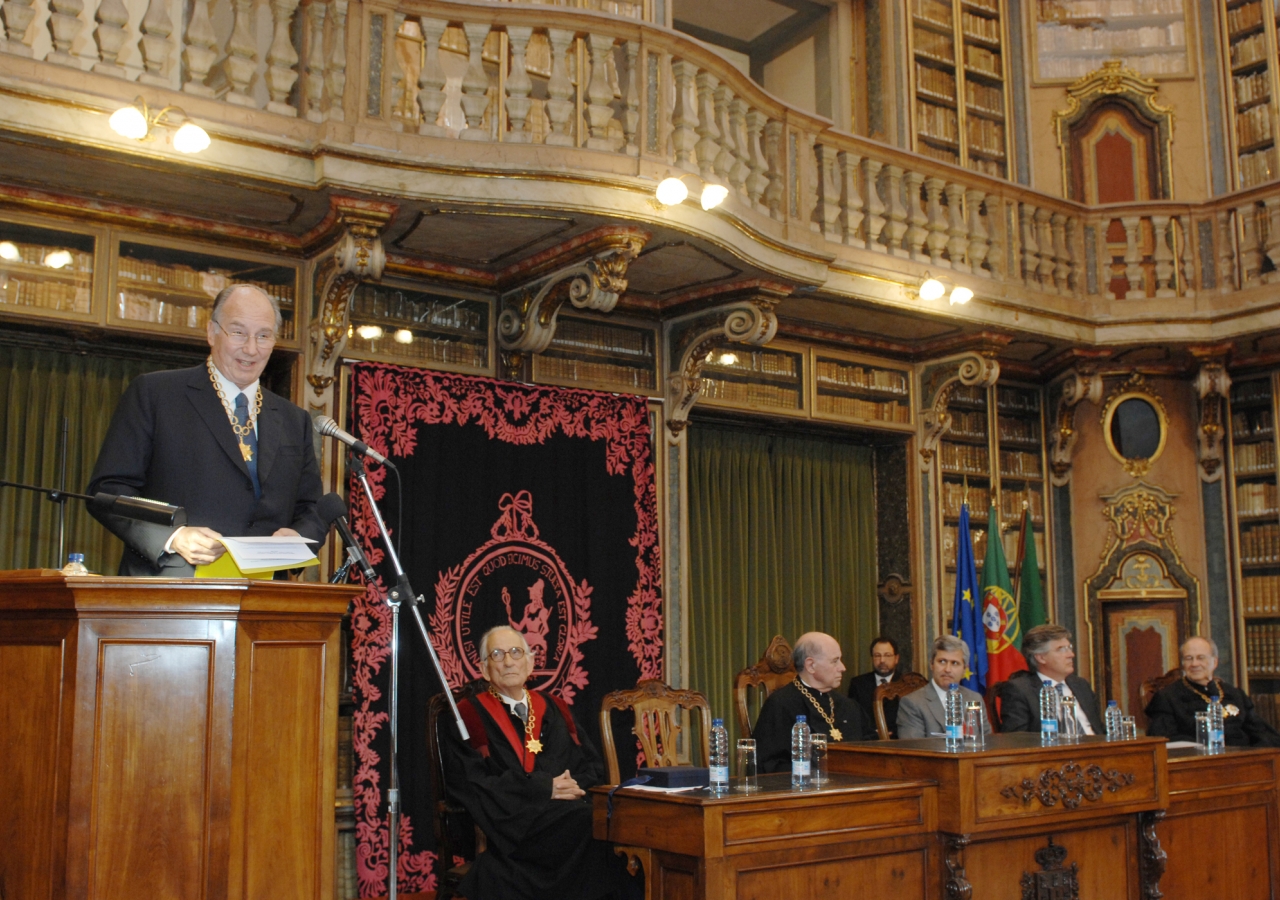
top-left (0, 344), bottom-right (170, 573)
top-left (688, 422), bottom-right (879, 745)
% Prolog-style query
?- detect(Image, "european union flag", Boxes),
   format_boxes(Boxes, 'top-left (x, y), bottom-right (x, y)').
top-left (951, 501), bottom-right (988, 694)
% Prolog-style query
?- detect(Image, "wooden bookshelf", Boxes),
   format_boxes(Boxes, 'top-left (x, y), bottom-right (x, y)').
top-left (0, 219), bottom-right (97, 323)
top-left (910, 0), bottom-right (1012, 178)
top-left (812, 351), bottom-right (913, 430)
top-left (699, 343), bottom-right (807, 416)
top-left (1218, 0), bottom-right (1280, 188)
top-left (532, 314), bottom-right (659, 396)
top-left (1033, 0), bottom-right (1192, 84)
top-left (343, 280), bottom-right (492, 374)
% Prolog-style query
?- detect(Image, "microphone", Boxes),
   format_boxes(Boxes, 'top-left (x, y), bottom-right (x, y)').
top-left (88, 492), bottom-right (188, 527)
top-left (313, 416), bottom-right (394, 467)
top-left (317, 492), bottom-right (377, 583)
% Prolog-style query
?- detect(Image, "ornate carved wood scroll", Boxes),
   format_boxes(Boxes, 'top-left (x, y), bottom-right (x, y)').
top-left (306, 200), bottom-right (395, 411)
top-left (664, 290), bottom-right (785, 437)
top-left (999, 761), bottom-right (1135, 809)
top-left (1020, 838), bottom-right (1079, 900)
top-left (1049, 368), bottom-right (1103, 486)
top-left (917, 352), bottom-right (1000, 471)
top-left (1138, 809), bottom-right (1167, 900)
top-left (496, 231), bottom-right (647, 375)
top-left (1194, 361), bottom-right (1232, 484)
top-left (944, 834), bottom-right (972, 900)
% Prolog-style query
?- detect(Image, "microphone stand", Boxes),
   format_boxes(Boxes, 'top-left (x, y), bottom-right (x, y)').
top-left (347, 454), bottom-right (468, 900)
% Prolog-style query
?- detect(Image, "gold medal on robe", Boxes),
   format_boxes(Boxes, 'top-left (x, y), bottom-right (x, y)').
top-left (239, 442), bottom-right (253, 462)
top-left (830, 728), bottom-right (843, 742)
top-left (526, 737), bottom-right (543, 754)
top-left (1225, 704), bottom-right (1240, 717)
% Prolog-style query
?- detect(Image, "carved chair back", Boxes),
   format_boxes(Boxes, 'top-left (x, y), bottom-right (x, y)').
top-left (874, 672), bottom-right (928, 740)
top-left (599, 679), bottom-right (712, 785)
top-left (733, 634), bottom-right (796, 737)
top-left (1139, 668), bottom-right (1182, 711)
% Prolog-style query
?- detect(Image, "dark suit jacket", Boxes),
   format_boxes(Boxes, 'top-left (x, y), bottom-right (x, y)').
top-left (998, 669), bottom-right (1105, 735)
top-left (88, 364), bottom-right (325, 576)
top-left (848, 669), bottom-right (906, 735)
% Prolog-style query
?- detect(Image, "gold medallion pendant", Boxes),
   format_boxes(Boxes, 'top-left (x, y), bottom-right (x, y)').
top-left (830, 728), bottom-right (843, 742)
top-left (240, 442), bottom-right (253, 461)
top-left (526, 737), bottom-right (543, 754)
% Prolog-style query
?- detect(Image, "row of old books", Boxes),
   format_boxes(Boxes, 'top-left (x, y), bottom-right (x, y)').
top-left (1246, 624), bottom-right (1280, 675)
top-left (1243, 575), bottom-right (1280, 615)
top-left (1237, 481), bottom-right (1279, 517)
top-left (1241, 523), bottom-right (1280, 564)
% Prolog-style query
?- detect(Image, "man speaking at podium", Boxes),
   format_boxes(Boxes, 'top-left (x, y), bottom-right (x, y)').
top-left (88, 284), bottom-right (325, 576)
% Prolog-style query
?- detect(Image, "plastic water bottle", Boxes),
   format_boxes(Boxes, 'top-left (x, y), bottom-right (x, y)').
top-left (1208, 694), bottom-right (1226, 752)
top-left (1105, 699), bottom-right (1123, 740)
top-left (945, 683), bottom-right (964, 750)
top-left (61, 553), bottom-right (89, 576)
top-left (709, 718), bottom-right (729, 792)
top-left (790, 715), bottom-right (811, 788)
top-left (1039, 681), bottom-right (1060, 743)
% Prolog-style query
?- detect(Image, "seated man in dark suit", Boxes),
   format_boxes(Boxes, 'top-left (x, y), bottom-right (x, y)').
top-left (998, 623), bottom-right (1103, 735)
top-left (847, 636), bottom-right (906, 735)
top-left (89, 284), bottom-right (325, 576)
top-left (441, 626), bottom-right (633, 899)
top-left (1146, 636), bottom-right (1280, 747)
top-left (897, 635), bottom-right (991, 739)
top-left (754, 631), bottom-right (875, 772)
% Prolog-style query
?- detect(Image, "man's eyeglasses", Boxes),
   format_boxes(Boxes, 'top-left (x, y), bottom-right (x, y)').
top-left (1181, 654), bottom-right (1214, 664)
top-left (213, 318), bottom-right (277, 347)
top-left (487, 647), bottom-right (526, 662)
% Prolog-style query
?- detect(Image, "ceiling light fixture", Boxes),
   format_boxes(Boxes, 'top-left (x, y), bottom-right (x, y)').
top-left (356, 324), bottom-right (384, 340)
top-left (949, 286), bottom-right (974, 306)
top-left (109, 97), bottom-right (211, 153)
top-left (43, 250), bottom-right (72, 269)
top-left (654, 173), bottom-right (728, 211)
top-left (918, 276), bottom-right (945, 301)
top-left (394, 328), bottom-right (414, 344)
top-left (0, 241), bottom-right (19, 261)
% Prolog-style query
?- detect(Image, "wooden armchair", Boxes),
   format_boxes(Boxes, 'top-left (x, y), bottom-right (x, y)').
top-left (599, 679), bottom-right (712, 786)
top-left (733, 634), bottom-right (796, 738)
top-left (1140, 668), bottom-right (1182, 710)
top-left (874, 672), bottom-right (928, 740)
top-left (425, 680), bottom-right (488, 900)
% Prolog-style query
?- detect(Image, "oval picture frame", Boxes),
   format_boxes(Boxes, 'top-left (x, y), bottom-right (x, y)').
top-left (1101, 375), bottom-right (1168, 478)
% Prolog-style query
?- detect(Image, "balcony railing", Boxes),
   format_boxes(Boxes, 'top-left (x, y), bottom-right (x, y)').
top-left (1, 0), bottom-right (1278, 334)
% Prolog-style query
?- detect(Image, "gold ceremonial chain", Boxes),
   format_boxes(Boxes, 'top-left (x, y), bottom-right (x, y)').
top-left (793, 680), bottom-right (842, 741)
top-left (491, 685), bottom-right (542, 753)
top-left (1182, 676), bottom-right (1240, 717)
top-left (207, 358), bottom-right (262, 462)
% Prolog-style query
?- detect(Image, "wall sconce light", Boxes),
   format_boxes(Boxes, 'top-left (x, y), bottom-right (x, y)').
top-left (109, 97), bottom-right (211, 153)
top-left (914, 274), bottom-right (974, 306)
top-left (655, 173), bottom-right (728, 210)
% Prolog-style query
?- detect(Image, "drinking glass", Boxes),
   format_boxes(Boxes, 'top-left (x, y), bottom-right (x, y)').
top-left (963, 701), bottom-right (987, 747)
top-left (1195, 712), bottom-right (1209, 748)
top-left (1121, 716), bottom-right (1138, 740)
top-left (810, 733), bottom-right (829, 785)
top-left (735, 738), bottom-right (759, 793)
top-left (1059, 696), bottom-right (1081, 742)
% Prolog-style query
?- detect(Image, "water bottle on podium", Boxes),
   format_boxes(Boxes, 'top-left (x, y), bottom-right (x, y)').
top-left (790, 715), bottom-right (811, 788)
top-left (1039, 681), bottom-right (1059, 744)
top-left (1105, 699), bottom-right (1123, 740)
top-left (709, 718), bottom-right (729, 793)
top-left (1207, 694), bottom-right (1225, 752)
top-left (944, 683), bottom-right (964, 750)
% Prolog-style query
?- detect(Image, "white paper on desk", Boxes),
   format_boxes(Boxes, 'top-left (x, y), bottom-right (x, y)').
top-left (219, 536), bottom-right (318, 567)
top-left (623, 784), bottom-right (703, 793)
top-left (1166, 741), bottom-right (1201, 749)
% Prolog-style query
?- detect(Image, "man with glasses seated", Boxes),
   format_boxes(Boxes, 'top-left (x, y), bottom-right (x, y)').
top-left (1146, 636), bottom-right (1280, 747)
top-left (89, 283), bottom-right (325, 576)
top-left (994, 624), bottom-right (1103, 735)
top-left (440, 625), bottom-right (634, 900)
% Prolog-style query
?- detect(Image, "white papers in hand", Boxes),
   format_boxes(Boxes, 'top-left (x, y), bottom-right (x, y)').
top-left (219, 536), bottom-right (318, 569)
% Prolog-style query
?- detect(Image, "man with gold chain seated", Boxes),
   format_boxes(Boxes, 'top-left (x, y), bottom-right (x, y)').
top-left (440, 625), bottom-right (634, 900)
top-left (753, 631), bottom-right (875, 773)
top-left (1145, 636), bottom-right (1280, 747)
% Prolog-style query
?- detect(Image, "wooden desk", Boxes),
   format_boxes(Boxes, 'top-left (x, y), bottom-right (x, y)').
top-left (0, 570), bottom-right (360, 900)
top-left (592, 773), bottom-right (939, 899)
top-left (829, 734), bottom-right (1168, 899)
top-left (1161, 744), bottom-right (1280, 899)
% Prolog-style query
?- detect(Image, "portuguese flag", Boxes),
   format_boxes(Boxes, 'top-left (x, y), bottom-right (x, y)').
top-left (981, 503), bottom-right (1028, 686)
top-left (1017, 505), bottom-right (1048, 632)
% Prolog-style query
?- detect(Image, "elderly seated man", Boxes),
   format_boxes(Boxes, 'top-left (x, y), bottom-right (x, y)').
top-left (753, 631), bottom-right (875, 772)
top-left (439, 625), bottom-right (634, 900)
top-left (897, 634), bottom-right (993, 739)
top-left (997, 623), bottom-right (1104, 735)
top-left (1145, 636), bottom-right (1280, 747)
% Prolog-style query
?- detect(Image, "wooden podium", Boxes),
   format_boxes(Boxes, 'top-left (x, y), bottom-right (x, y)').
top-left (0, 570), bottom-right (361, 900)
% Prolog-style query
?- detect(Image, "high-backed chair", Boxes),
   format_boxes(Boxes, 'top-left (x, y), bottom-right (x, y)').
top-left (733, 634), bottom-right (796, 738)
top-left (874, 672), bottom-right (928, 740)
top-left (599, 679), bottom-right (712, 786)
top-left (1140, 667), bottom-right (1182, 710)
top-left (425, 680), bottom-right (488, 900)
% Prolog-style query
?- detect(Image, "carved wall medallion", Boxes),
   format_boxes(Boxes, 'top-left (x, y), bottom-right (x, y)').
top-left (878, 574), bottom-right (911, 605)
top-left (999, 761), bottom-right (1135, 809)
top-left (1020, 838), bottom-right (1079, 900)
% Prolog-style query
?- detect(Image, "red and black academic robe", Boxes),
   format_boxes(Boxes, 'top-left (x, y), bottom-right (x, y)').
top-left (441, 690), bottom-right (630, 900)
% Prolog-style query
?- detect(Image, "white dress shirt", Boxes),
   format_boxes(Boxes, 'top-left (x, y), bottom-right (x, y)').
top-left (1044, 677), bottom-right (1095, 735)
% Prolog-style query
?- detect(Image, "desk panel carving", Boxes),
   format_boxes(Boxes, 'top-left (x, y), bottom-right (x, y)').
top-left (1020, 838), bottom-right (1079, 900)
top-left (999, 762), bottom-right (1136, 810)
